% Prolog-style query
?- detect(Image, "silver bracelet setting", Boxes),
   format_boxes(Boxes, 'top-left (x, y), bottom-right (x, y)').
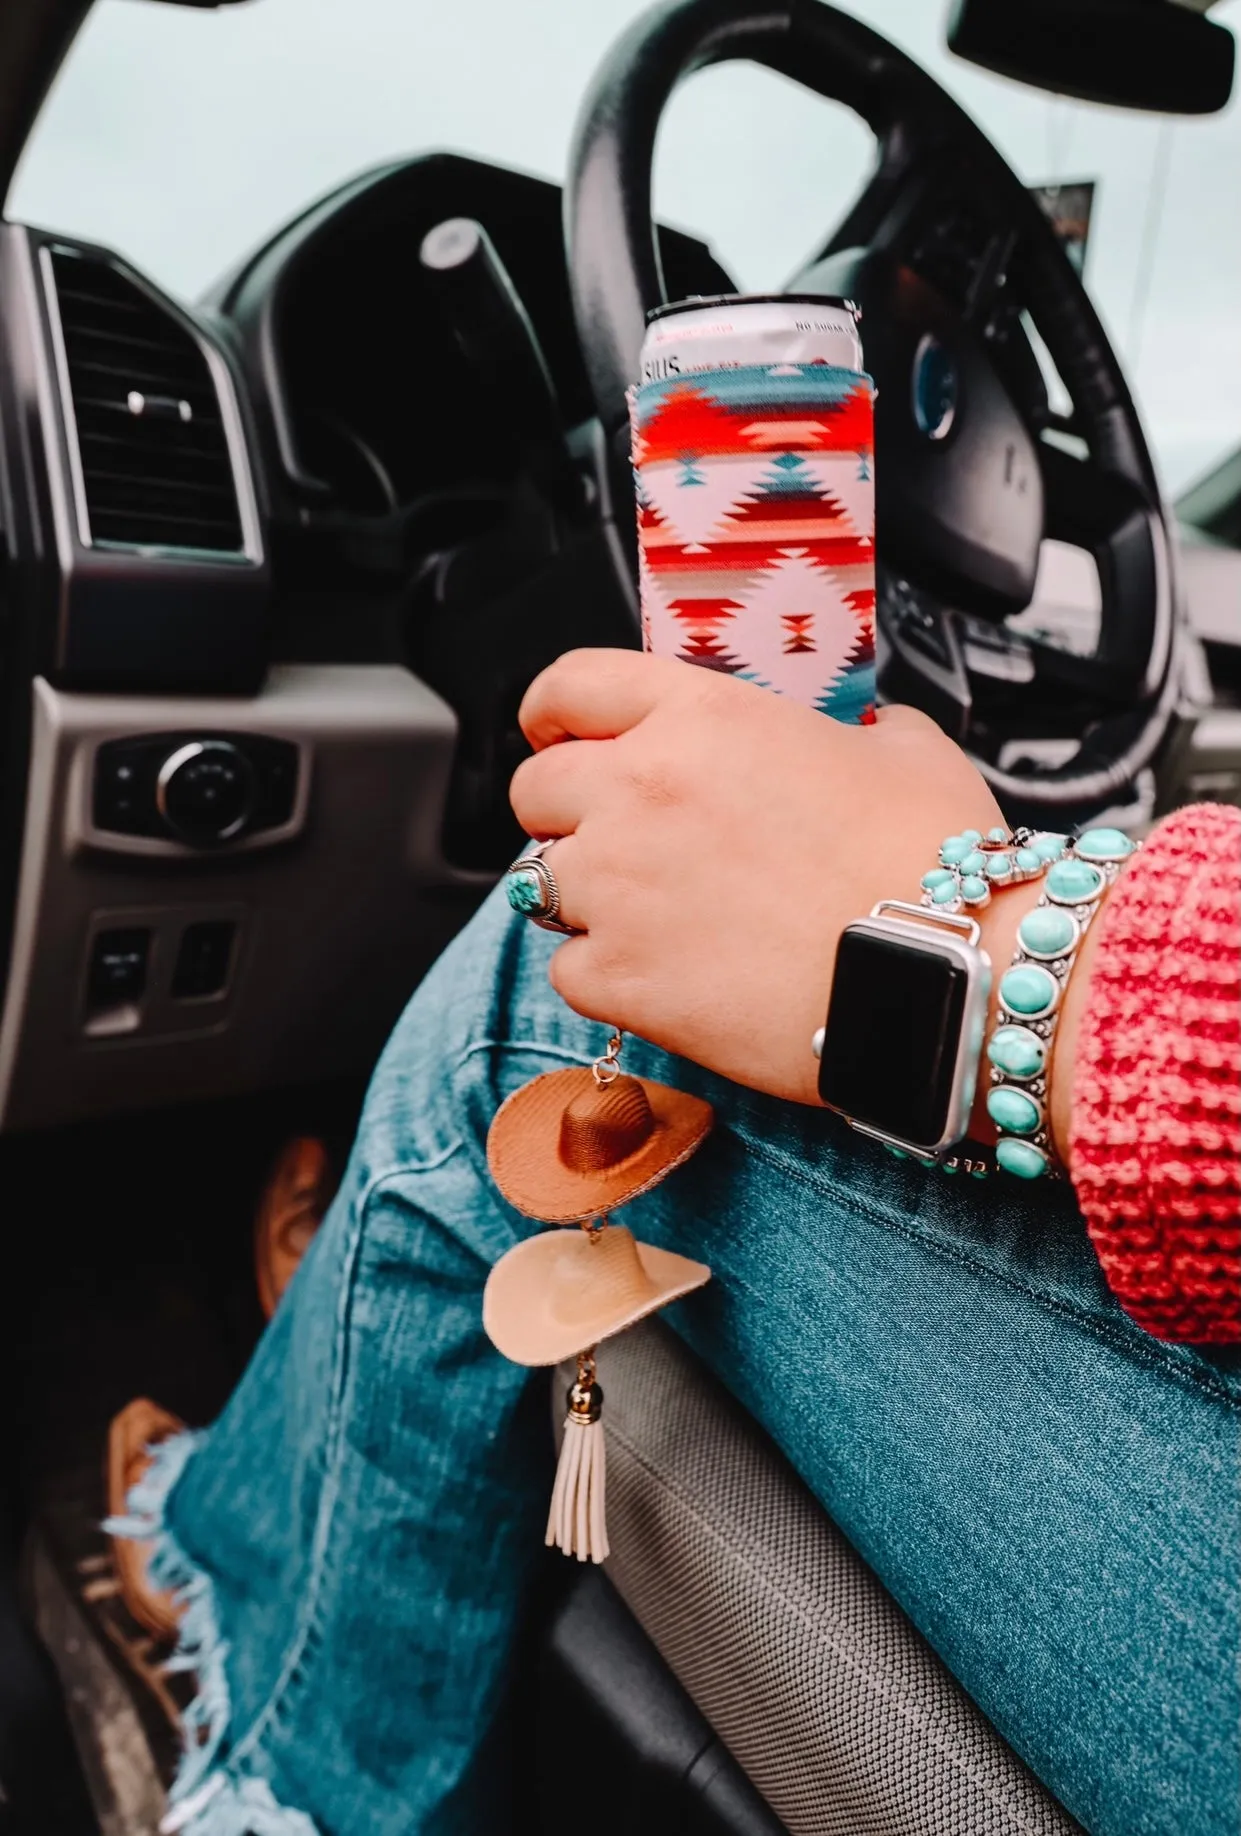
top-left (986, 827), bottom-right (1138, 1179)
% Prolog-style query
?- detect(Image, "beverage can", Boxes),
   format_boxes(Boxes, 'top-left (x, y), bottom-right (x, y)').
top-left (630, 294), bottom-right (876, 723)
top-left (640, 293), bottom-right (864, 382)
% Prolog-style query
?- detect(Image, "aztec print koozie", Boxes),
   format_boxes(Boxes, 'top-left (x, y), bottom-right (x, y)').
top-left (630, 363), bottom-right (877, 723)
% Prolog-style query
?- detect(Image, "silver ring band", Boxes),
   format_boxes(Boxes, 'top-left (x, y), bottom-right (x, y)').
top-left (504, 840), bottom-right (579, 934)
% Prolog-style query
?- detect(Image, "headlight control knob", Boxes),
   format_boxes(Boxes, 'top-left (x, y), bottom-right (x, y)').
top-left (156, 740), bottom-right (255, 845)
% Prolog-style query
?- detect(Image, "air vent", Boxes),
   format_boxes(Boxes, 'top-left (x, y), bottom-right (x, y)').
top-left (47, 249), bottom-right (246, 554)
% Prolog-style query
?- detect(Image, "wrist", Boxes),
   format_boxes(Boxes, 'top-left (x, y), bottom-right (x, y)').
top-left (1047, 891), bottom-right (1104, 1166)
top-left (800, 802), bottom-right (1006, 1110)
top-left (811, 814), bottom-right (1115, 1171)
top-left (970, 878), bottom-right (1046, 1147)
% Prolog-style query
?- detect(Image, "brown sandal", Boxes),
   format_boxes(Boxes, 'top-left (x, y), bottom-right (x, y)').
top-left (106, 1396), bottom-right (187, 1642)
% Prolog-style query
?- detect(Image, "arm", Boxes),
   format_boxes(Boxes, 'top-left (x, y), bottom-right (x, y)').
top-left (1068, 804), bottom-right (1241, 1343)
top-left (511, 650), bottom-right (1240, 1341)
top-left (964, 811), bottom-right (1240, 1342)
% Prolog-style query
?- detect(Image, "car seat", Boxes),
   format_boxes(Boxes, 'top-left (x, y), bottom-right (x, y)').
top-left (538, 1322), bottom-right (1082, 1835)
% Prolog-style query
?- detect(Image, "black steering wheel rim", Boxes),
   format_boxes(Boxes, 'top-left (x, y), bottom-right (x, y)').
top-left (565, 0), bottom-right (1180, 815)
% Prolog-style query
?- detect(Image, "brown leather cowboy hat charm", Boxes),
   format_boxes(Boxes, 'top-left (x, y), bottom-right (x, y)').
top-left (484, 1032), bottom-right (713, 1562)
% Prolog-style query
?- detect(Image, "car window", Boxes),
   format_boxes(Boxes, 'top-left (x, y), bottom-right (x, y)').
top-left (9, 0), bottom-right (1239, 494)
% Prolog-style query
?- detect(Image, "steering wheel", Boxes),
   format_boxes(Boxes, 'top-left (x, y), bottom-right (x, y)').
top-left (565, 0), bottom-right (1180, 816)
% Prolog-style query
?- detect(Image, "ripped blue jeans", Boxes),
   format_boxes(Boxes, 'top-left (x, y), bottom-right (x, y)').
top-left (126, 882), bottom-right (1240, 1836)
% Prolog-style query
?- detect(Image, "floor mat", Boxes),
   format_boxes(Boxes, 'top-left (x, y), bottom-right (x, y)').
top-left (26, 1501), bottom-right (173, 1836)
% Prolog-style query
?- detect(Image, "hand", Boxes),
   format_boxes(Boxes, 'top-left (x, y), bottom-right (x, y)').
top-left (510, 649), bottom-right (1006, 1107)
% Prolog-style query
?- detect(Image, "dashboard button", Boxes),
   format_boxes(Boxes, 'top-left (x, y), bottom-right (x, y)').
top-left (157, 741), bottom-right (255, 844)
top-left (247, 737), bottom-right (299, 832)
top-left (172, 921), bottom-right (236, 999)
top-left (94, 733), bottom-right (295, 844)
top-left (94, 740), bottom-right (163, 835)
top-left (87, 928), bottom-right (149, 1008)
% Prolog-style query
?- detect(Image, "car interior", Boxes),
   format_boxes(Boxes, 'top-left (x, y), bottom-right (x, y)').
top-left (0, 0), bottom-right (1238, 1830)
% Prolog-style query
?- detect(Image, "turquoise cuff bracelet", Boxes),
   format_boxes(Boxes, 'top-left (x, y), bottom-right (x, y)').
top-left (985, 826), bottom-right (1138, 1179)
top-left (920, 825), bottom-right (1068, 914)
top-left (877, 823), bottom-right (1136, 1182)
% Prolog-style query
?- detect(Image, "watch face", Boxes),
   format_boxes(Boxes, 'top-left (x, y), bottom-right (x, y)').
top-left (818, 927), bottom-right (969, 1150)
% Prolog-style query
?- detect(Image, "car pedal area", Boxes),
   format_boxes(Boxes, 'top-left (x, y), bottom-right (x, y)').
top-left (0, 1540), bottom-right (99, 1834)
top-left (21, 1470), bottom-right (187, 1836)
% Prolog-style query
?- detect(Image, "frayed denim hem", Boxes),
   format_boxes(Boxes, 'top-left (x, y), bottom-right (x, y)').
top-left (104, 1431), bottom-right (319, 1836)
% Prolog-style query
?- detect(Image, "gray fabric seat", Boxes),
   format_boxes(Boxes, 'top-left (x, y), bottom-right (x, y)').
top-left (562, 1322), bottom-right (1082, 1836)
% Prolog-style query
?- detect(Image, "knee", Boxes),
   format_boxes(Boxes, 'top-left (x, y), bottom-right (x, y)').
top-left (348, 879), bottom-right (577, 1185)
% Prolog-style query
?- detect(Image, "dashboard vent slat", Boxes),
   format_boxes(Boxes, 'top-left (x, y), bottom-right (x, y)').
top-left (48, 249), bottom-right (245, 554)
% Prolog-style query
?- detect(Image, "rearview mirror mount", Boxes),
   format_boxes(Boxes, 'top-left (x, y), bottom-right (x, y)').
top-left (947, 0), bottom-right (1236, 115)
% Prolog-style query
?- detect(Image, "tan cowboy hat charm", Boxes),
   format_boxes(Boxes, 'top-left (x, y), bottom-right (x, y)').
top-left (484, 1033), bottom-right (713, 1562)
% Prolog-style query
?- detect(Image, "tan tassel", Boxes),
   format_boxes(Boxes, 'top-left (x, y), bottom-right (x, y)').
top-left (546, 1351), bottom-right (608, 1563)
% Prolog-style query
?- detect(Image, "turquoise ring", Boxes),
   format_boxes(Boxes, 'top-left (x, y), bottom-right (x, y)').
top-left (505, 840), bottom-right (578, 934)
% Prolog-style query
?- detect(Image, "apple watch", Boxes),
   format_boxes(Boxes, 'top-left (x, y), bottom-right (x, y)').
top-left (811, 901), bottom-right (991, 1159)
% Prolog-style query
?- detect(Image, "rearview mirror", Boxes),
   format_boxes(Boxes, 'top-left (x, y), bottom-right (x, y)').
top-left (947, 0), bottom-right (1236, 114)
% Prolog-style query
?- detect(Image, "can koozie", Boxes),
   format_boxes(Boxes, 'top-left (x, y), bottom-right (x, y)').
top-left (630, 300), bottom-right (876, 724)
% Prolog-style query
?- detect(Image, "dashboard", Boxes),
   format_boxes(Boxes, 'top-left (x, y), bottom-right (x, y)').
top-left (2, 154), bottom-right (731, 693)
top-left (215, 153), bottom-right (731, 598)
top-left (0, 154), bottom-right (730, 1130)
top-left (215, 153), bottom-right (730, 515)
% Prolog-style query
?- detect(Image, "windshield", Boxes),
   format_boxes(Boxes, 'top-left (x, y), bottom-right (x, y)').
top-left (10, 0), bottom-right (1239, 495)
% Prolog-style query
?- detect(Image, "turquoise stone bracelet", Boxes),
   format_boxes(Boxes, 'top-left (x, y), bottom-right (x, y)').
top-left (889, 824), bottom-right (1138, 1182)
top-left (920, 825), bottom-right (1068, 914)
top-left (985, 827), bottom-right (1138, 1179)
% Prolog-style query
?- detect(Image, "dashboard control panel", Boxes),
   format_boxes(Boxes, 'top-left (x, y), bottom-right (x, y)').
top-left (93, 733), bottom-right (299, 847)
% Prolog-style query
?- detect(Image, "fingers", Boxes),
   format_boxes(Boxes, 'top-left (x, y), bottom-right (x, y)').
top-left (546, 931), bottom-right (616, 1025)
top-left (519, 647), bottom-right (684, 750)
top-left (872, 702), bottom-right (939, 736)
top-left (509, 738), bottom-right (612, 839)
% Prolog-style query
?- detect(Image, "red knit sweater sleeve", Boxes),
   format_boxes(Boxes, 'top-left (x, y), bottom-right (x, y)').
top-left (1070, 803), bottom-right (1241, 1344)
